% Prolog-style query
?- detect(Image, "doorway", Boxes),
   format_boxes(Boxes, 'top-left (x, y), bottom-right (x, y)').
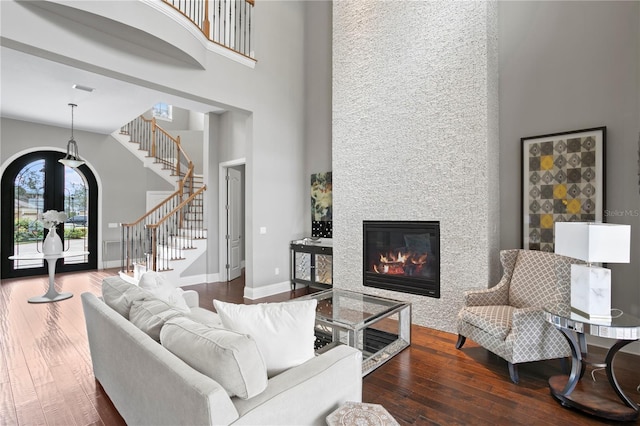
top-left (219, 161), bottom-right (245, 282)
top-left (1, 150), bottom-right (98, 278)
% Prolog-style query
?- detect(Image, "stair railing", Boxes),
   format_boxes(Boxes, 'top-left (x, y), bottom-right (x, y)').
top-left (161, 0), bottom-right (255, 60)
top-left (121, 184), bottom-right (206, 274)
top-left (121, 116), bottom-right (194, 185)
top-left (145, 186), bottom-right (207, 272)
top-left (120, 115), bottom-right (205, 274)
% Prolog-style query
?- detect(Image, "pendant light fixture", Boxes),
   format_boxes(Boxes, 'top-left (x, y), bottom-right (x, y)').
top-left (59, 103), bottom-right (85, 168)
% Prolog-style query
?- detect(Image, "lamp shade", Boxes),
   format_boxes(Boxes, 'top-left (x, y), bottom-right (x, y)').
top-left (554, 222), bottom-right (631, 263)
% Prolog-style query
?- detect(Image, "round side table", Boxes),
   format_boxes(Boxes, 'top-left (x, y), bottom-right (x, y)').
top-left (9, 251), bottom-right (89, 303)
top-left (544, 309), bottom-right (640, 422)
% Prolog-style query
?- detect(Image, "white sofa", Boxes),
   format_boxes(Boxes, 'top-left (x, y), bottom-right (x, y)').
top-left (81, 276), bottom-right (362, 426)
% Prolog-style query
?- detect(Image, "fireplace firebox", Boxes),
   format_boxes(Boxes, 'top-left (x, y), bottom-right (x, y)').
top-left (363, 221), bottom-right (440, 298)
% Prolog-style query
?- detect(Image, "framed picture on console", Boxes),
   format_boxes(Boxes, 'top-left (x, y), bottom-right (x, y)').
top-left (521, 126), bottom-right (606, 252)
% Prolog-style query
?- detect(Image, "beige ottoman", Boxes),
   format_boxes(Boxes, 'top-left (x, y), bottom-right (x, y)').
top-left (326, 401), bottom-right (400, 426)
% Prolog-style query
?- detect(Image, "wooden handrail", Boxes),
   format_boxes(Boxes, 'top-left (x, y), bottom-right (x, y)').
top-left (120, 190), bottom-right (181, 228)
top-left (147, 185), bottom-right (207, 229)
top-left (121, 162), bottom-right (195, 228)
top-left (120, 113), bottom-right (206, 274)
top-left (161, 0), bottom-right (255, 60)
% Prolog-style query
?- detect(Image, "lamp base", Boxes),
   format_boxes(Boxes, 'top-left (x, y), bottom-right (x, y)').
top-left (570, 264), bottom-right (612, 321)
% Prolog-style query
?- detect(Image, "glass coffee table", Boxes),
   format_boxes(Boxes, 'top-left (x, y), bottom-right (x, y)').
top-left (301, 289), bottom-right (411, 376)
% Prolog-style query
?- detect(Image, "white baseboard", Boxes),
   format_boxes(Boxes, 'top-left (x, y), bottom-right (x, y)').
top-left (101, 260), bottom-right (121, 269)
top-left (177, 274), bottom-right (208, 287)
top-left (244, 280), bottom-right (293, 300)
top-left (206, 272), bottom-right (221, 284)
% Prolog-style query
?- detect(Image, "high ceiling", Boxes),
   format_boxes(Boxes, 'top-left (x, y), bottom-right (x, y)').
top-left (0, 47), bottom-right (222, 135)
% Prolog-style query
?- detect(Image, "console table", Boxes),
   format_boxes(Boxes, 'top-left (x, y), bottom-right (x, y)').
top-left (290, 238), bottom-right (332, 290)
top-left (544, 309), bottom-right (640, 421)
top-left (8, 251), bottom-right (89, 303)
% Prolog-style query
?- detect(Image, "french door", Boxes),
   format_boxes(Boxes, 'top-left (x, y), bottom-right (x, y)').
top-left (1, 151), bottom-right (98, 278)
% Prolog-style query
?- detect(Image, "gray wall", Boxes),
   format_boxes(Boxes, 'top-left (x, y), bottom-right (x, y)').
top-left (0, 117), bottom-right (172, 259)
top-left (303, 1), bottom-right (333, 237)
top-left (499, 1), bottom-right (640, 318)
top-left (1, 1), bottom-right (309, 294)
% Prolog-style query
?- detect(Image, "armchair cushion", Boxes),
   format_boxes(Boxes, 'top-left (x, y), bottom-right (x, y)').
top-left (459, 305), bottom-right (515, 340)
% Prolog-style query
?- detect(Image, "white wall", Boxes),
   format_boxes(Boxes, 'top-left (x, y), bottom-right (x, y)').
top-left (333, 1), bottom-right (500, 333)
top-left (499, 1), bottom-right (640, 319)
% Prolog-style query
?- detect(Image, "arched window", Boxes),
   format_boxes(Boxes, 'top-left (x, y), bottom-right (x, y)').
top-left (1, 151), bottom-right (98, 278)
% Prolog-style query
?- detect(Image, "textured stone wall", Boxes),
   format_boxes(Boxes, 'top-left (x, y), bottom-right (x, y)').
top-left (332, 1), bottom-right (499, 333)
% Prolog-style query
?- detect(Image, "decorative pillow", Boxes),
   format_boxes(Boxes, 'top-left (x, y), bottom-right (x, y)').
top-left (138, 271), bottom-right (190, 313)
top-left (129, 298), bottom-right (185, 341)
top-left (102, 276), bottom-right (151, 319)
top-left (160, 317), bottom-right (268, 399)
top-left (213, 299), bottom-right (318, 377)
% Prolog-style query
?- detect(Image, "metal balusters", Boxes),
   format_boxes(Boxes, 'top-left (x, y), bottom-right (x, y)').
top-left (120, 113), bottom-right (206, 276)
top-left (161, 0), bottom-right (253, 59)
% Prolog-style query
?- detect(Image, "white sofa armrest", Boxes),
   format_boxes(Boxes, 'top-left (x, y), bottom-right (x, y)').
top-left (232, 345), bottom-right (363, 426)
top-left (182, 289), bottom-right (200, 308)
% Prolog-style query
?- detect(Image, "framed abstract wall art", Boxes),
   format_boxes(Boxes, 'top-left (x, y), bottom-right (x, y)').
top-left (311, 172), bottom-right (332, 238)
top-left (521, 127), bottom-right (606, 251)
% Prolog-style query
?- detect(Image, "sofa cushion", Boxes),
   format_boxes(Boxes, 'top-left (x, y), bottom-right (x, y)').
top-left (186, 307), bottom-right (224, 328)
top-left (102, 276), bottom-right (151, 319)
top-left (129, 298), bottom-right (185, 341)
top-left (213, 299), bottom-right (318, 377)
top-left (460, 305), bottom-right (515, 340)
top-left (138, 271), bottom-right (190, 313)
top-left (160, 317), bottom-right (268, 400)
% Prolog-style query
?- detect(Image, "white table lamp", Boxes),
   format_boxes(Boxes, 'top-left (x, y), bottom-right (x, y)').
top-left (554, 222), bottom-right (631, 321)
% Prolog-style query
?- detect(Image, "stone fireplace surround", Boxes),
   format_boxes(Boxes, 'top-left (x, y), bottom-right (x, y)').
top-left (332, 1), bottom-right (500, 334)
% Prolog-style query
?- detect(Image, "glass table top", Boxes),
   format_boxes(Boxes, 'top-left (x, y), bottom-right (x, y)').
top-left (303, 288), bottom-right (409, 330)
top-left (545, 308), bottom-right (640, 340)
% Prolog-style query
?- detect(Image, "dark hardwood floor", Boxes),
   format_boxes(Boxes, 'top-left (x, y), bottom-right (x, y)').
top-left (1, 269), bottom-right (638, 425)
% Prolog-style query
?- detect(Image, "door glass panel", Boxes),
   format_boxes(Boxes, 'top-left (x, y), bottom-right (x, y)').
top-left (63, 166), bottom-right (89, 264)
top-left (13, 159), bottom-right (45, 269)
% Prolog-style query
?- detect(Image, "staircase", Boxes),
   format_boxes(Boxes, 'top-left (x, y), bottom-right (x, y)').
top-left (114, 116), bottom-right (207, 286)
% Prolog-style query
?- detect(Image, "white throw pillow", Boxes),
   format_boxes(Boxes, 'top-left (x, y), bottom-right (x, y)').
top-left (129, 298), bottom-right (185, 341)
top-left (138, 271), bottom-right (190, 313)
top-left (102, 276), bottom-right (152, 319)
top-left (160, 317), bottom-right (268, 399)
top-left (213, 299), bottom-right (318, 377)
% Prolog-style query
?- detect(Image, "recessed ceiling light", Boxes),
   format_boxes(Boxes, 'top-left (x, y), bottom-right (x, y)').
top-left (72, 84), bottom-right (95, 93)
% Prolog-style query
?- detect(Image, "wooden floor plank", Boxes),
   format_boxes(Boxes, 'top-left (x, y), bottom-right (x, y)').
top-left (1, 269), bottom-right (639, 425)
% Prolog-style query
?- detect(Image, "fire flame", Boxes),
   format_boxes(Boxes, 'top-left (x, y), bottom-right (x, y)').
top-left (373, 250), bottom-right (428, 275)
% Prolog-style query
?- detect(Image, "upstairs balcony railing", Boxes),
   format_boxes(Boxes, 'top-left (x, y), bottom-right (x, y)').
top-left (163, 0), bottom-right (255, 60)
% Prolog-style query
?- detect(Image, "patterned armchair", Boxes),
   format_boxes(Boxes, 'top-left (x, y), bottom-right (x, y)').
top-left (456, 249), bottom-right (577, 383)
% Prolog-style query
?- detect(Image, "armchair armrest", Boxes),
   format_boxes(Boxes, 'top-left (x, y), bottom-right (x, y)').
top-left (463, 275), bottom-right (510, 307)
top-left (511, 306), bottom-right (545, 331)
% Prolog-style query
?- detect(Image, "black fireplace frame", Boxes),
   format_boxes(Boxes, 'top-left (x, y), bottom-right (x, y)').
top-left (363, 220), bottom-right (440, 298)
